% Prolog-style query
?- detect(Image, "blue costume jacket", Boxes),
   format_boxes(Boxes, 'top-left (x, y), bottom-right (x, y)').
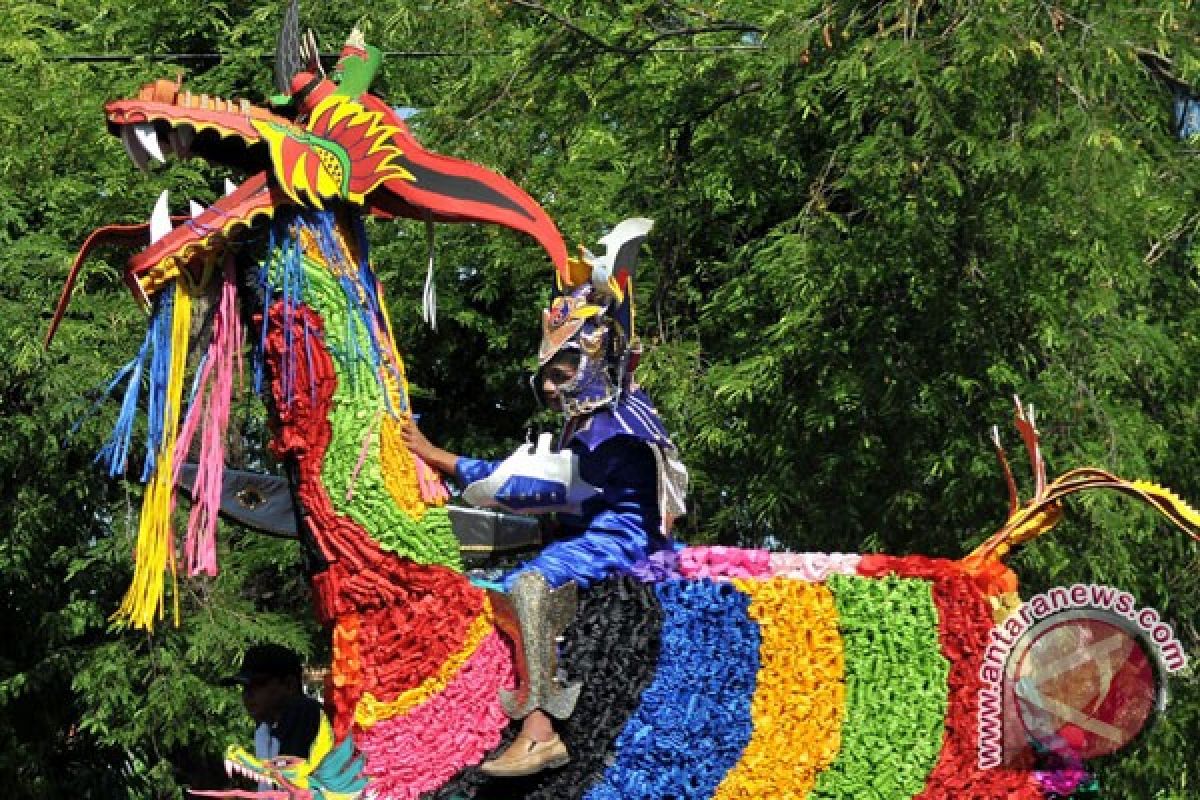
top-left (454, 390), bottom-right (674, 589)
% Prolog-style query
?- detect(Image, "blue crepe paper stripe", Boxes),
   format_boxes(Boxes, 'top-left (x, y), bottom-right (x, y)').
top-left (583, 579), bottom-right (759, 800)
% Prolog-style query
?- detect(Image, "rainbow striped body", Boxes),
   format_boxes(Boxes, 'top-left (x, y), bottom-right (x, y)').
top-left (343, 551), bottom-right (1044, 800)
top-left (71, 29), bottom-right (1197, 798)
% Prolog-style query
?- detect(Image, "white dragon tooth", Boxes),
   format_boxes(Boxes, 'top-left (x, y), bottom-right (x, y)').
top-left (224, 758), bottom-right (233, 778)
top-left (150, 189), bottom-right (172, 244)
top-left (224, 178), bottom-right (238, 196)
top-left (189, 200), bottom-right (206, 218)
top-left (133, 122), bottom-right (166, 165)
top-left (121, 126), bottom-right (150, 172)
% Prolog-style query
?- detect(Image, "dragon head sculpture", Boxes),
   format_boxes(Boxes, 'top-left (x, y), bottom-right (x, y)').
top-left (47, 0), bottom-right (567, 341)
top-left (190, 715), bottom-right (367, 800)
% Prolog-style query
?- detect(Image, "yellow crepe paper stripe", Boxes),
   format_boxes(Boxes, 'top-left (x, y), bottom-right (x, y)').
top-left (375, 278), bottom-right (448, 512)
top-left (379, 393), bottom-right (426, 518)
top-left (354, 601), bottom-right (493, 729)
top-left (114, 282), bottom-right (193, 630)
top-left (713, 578), bottom-right (845, 800)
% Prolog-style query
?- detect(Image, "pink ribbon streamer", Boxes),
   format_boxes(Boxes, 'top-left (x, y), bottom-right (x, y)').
top-left (174, 256), bottom-right (243, 576)
top-left (414, 453), bottom-right (450, 505)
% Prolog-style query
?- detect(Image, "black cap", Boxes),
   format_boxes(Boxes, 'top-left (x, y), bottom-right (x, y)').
top-left (221, 643), bottom-right (303, 687)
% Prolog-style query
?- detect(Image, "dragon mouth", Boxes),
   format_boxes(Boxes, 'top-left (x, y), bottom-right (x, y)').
top-left (106, 79), bottom-right (276, 174)
top-left (105, 80), bottom-right (294, 305)
top-left (224, 755), bottom-right (274, 786)
top-left (182, 755), bottom-right (292, 800)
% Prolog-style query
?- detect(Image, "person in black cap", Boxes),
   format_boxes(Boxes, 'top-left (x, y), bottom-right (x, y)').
top-left (222, 643), bottom-right (323, 759)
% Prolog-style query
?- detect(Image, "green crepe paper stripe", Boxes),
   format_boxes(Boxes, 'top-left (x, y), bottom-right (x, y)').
top-left (295, 255), bottom-right (462, 570)
top-left (811, 574), bottom-right (949, 800)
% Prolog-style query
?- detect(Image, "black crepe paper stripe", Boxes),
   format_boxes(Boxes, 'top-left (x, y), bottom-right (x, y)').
top-left (425, 576), bottom-right (665, 800)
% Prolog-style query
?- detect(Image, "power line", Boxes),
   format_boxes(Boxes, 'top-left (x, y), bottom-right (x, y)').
top-left (4, 43), bottom-right (766, 65)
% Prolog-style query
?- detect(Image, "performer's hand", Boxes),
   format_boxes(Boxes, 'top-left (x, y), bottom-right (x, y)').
top-left (401, 417), bottom-right (435, 459)
top-left (402, 417), bottom-right (459, 476)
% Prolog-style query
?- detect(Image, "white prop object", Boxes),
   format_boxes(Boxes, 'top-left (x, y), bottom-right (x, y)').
top-left (463, 432), bottom-right (601, 516)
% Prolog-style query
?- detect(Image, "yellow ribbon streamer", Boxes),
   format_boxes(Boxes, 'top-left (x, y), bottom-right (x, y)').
top-left (114, 282), bottom-right (194, 630)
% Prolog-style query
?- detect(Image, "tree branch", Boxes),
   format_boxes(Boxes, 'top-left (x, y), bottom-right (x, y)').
top-left (507, 1), bottom-right (764, 57)
top-left (507, 0), bottom-right (632, 53)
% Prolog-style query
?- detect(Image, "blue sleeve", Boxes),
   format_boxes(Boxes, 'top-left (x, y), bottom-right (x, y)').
top-left (454, 456), bottom-right (502, 486)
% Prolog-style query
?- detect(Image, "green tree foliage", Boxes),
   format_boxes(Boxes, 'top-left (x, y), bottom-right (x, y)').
top-left (1, 1), bottom-right (1197, 796)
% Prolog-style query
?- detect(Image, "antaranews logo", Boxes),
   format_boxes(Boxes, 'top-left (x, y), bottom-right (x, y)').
top-left (977, 584), bottom-right (1187, 769)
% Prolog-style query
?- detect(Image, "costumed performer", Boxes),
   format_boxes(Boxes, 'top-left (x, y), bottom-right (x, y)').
top-left (403, 218), bottom-right (688, 777)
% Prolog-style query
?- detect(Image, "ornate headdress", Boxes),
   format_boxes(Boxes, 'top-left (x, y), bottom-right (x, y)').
top-left (539, 218), bottom-right (653, 417)
top-left (535, 217), bottom-right (688, 534)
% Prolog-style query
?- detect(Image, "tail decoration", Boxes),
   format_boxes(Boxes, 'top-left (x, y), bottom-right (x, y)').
top-left (961, 396), bottom-right (1200, 606)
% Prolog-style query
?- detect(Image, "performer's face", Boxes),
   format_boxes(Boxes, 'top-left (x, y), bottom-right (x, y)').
top-left (540, 351), bottom-right (580, 411)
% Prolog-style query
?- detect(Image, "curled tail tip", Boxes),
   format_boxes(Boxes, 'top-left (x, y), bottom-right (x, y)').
top-left (963, 474), bottom-right (1200, 594)
top-left (1125, 479), bottom-right (1200, 540)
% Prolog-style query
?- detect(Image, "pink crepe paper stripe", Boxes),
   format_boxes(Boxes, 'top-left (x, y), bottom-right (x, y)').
top-left (345, 411), bottom-right (382, 503)
top-left (768, 552), bottom-right (862, 582)
top-left (677, 545), bottom-right (774, 580)
top-left (357, 631), bottom-right (513, 799)
top-left (174, 258), bottom-right (242, 577)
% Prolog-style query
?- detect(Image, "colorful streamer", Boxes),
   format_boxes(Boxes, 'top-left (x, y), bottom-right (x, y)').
top-left (113, 280), bottom-right (193, 630)
top-left (173, 256), bottom-right (243, 576)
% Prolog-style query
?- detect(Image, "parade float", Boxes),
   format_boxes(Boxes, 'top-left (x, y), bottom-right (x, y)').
top-left (46, 3), bottom-right (1199, 799)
